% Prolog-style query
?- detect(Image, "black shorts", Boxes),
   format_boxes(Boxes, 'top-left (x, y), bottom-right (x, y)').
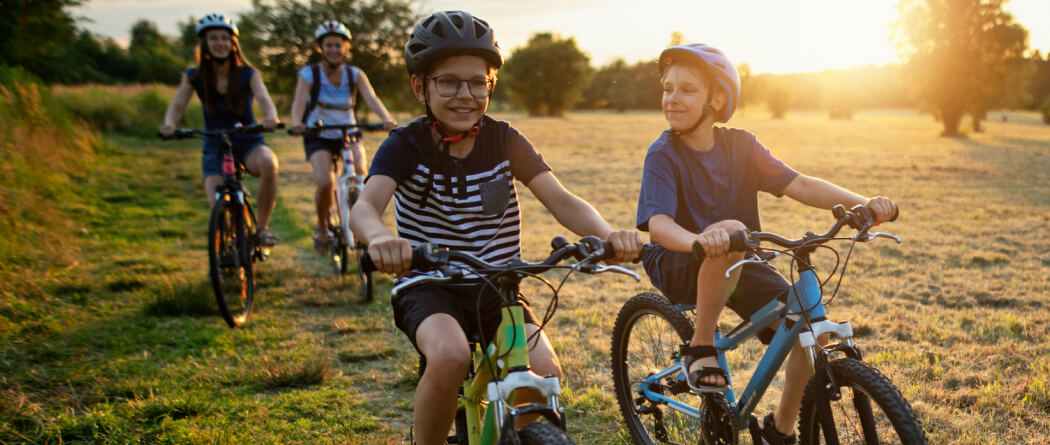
top-left (642, 247), bottom-right (790, 343)
top-left (392, 282), bottom-right (539, 353)
top-left (303, 136), bottom-right (343, 161)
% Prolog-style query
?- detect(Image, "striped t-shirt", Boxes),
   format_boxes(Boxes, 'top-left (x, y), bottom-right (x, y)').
top-left (367, 116), bottom-right (551, 272)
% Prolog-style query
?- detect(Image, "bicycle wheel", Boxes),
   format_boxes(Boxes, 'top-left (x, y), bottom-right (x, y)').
top-left (798, 358), bottom-right (927, 445)
top-left (612, 292), bottom-right (701, 445)
top-left (502, 422), bottom-right (575, 445)
top-left (347, 186), bottom-right (373, 302)
top-left (208, 199), bottom-right (255, 328)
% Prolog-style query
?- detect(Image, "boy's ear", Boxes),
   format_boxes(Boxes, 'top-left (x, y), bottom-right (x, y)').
top-left (410, 75), bottom-right (425, 103)
top-left (709, 89), bottom-right (727, 113)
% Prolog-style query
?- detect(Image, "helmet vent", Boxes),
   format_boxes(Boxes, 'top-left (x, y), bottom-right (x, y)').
top-left (432, 21), bottom-right (446, 38)
top-left (450, 13), bottom-right (464, 28)
top-left (408, 43), bottom-right (427, 54)
top-left (473, 20), bottom-right (487, 38)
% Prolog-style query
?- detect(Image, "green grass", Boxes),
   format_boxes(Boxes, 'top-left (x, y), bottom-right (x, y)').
top-left (2, 108), bottom-right (1049, 443)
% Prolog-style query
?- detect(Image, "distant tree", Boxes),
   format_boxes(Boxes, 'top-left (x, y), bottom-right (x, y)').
top-left (127, 20), bottom-right (183, 84)
top-left (0, 0), bottom-right (82, 82)
top-left (767, 83), bottom-right (791, 119)
top-left (237, 0), bottom-right (417, 110)
top-left (176, 16), bottom-right (200, 63)
top-left (503, 33), bottom-right (592, 116)
top-left (897, 0), bottom-right (1029, 137)
top-left (582, 59), bottom-right (631, 111)
top-left (1028, 51), bottom-right (1050, 111)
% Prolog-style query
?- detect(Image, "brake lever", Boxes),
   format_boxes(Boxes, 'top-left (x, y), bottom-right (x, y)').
top-left (853, 231), bottom-right (902, 244)
top-left (590, 264), bottom-right (641, 281)
top-left (391, 272), bottom-right (452, 297)
top-left (724, 252), bottom-right (779, 279)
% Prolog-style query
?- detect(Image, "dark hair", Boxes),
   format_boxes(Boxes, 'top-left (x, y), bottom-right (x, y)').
top-left (193, 31), bottom-right (252, 115)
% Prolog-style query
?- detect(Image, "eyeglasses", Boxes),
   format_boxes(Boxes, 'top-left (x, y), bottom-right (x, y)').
top-left (429, 75), bottom-right (492, 98)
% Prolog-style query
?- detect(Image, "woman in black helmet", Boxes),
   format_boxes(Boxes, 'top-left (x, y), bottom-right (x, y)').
top-left (349, 10), bottom-right (642, 444)
top-left (160, 13), bottom-right (282, 246)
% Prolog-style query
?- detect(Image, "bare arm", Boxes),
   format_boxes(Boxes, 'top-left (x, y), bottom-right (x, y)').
top-left (783, 175), bottom-right (898, 223)
top-left (249, 70), bottom-right (279, 125)
top-left (526, 171), bottom-right (641, 261)
top-left (289, 76), bottom-right (310, 128)
top-left (349, 175), bottom-right (412, 274)
top-left (648, 214), bottom-right (698, 254)
top-left (782, 175), bottom-right (867, 209)
top-left (161, 73), bottom-right (194, 132)
top-left (355, 70), bottom-right (397, 128)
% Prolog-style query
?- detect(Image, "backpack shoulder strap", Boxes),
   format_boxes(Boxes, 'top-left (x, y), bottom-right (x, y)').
top-left (303, 63), bottom-right (322, 124)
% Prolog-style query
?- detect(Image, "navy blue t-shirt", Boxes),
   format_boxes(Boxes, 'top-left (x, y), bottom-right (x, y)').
top-left (636, 127), bottom-right (798, 236)
top-left (186, 66), bottom-right (263, 146)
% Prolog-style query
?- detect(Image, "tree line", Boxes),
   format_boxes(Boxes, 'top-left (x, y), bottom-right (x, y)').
top-left (4, 0), bottom-right (1050, 133)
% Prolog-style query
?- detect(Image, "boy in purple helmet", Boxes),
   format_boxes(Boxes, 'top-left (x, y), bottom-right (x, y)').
top-left (636, 43), bottom-right (898, 443)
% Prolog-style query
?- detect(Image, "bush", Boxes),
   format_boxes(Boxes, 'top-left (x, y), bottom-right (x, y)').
top-left (1041, 98), bottom-right (1050, 125)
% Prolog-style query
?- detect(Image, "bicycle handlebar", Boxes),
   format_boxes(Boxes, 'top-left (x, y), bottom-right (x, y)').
top-left (287, 122), bottom-right (385, 136)
top-left (692, 204), bottom-right (900, 260)
top-left (361, 235), bottom-right (637, 280)
top-left (158, 123), bottom-right (285, 140)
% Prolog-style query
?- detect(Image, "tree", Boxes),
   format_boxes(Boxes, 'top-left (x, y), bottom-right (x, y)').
top-left (128, 20), bottom-right (183, 84)
top-left (237, 0), bottom-right (417, 111)
top-left (897, 0), bottom-right (1029, 137)
top-left (582, 59), bottom-right (631, 111)
top-left (0, 0), bottom-right (82, 82)
top-left (503, 33), bottom-right (592, 117)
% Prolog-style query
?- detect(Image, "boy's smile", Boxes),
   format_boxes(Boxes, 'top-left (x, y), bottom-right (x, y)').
top-left (414, 55), bottom-right (491, 133)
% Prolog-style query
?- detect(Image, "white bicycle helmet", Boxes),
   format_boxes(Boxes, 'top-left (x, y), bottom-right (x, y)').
top-left (315, 20), bottom-right (352, 43)
top-left (196, 13), bottom-right (238, 37)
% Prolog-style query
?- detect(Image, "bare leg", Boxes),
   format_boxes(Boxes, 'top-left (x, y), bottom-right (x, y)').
top-left (350, 139), bottom-right (368, 177)
top-left (775, 334), bottom-right (828, 435)
top-left (689, 250), bottom-right (745, 385)
top-left (204, 175), bottom-right (224, 208)
top-left (243, 145), bottom-right (279, 230)
top-left (413, 314), bottom-right (471, 445)
top-left (308, 150), bottom-right (336, 234)
top-left (513, 324), bottom-right (564, 428)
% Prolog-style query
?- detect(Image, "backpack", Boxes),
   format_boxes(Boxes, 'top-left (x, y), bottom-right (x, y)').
top-left (302, 63), bottom-right (358, 125)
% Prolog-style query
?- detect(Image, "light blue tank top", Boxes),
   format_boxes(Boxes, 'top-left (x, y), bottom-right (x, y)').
top-left (299, 64), bottom-right (358, 139)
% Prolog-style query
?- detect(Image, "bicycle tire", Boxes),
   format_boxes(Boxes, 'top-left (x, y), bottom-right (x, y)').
top-left (347, 186), bottom-right (374, 303)
top-left (798, 358), bottom-right (927, 445)
top-left (611, 292), bottom-right (700, 445)
top-left (503, 422), bottom-right (575, 445)
top-left (208, 199), bottom-right (255, 328)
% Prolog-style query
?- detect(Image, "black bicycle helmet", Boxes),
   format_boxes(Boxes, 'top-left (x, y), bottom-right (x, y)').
top-left (404, 11), bottom-right (502, 75)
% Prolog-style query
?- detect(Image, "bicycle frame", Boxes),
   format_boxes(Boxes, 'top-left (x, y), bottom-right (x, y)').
top-left (459, 283), bottom-right (565, 444)
top-left (637, 256), bottom-right (857, 430)
top-left (333, 131), bottom-right (363, 248)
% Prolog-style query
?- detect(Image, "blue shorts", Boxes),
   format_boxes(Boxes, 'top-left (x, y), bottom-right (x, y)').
top-left (201, 137), bottom-right (264, 177)
top-left (642, 246), bottom-right (790, 343)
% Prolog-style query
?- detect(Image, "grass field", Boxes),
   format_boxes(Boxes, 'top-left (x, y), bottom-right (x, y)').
top-left (2, 108), bottom-right (1049, 444)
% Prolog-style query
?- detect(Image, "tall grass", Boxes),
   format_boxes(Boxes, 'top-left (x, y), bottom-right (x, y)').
top-left (53, 84), bottom-right (204, 138)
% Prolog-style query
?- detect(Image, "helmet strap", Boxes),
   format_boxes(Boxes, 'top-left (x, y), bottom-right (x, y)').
top-left (422, 79), bottom-right (482, 144)
top-left (673, 102), bottom-right (717, 137)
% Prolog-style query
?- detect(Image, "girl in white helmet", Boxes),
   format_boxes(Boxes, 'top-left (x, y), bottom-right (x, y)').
top-left (160, 13), bottom-right (283, 246)
top-left (290, 20), bottom-right (398, 254)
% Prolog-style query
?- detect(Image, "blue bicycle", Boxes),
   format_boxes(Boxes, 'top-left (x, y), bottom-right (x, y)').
top-left (611, 205), bottom-right (926, 444)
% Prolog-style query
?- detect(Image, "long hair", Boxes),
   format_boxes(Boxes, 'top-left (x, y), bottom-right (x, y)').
top-left (193, 33), bottom-right (253, 115)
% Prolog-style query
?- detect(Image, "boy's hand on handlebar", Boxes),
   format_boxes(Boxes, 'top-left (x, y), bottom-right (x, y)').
top-left (865, 196), bottom-right (898, 224)
top-left (697, 226), bottom-right (734, 257)
top-left (262, 118), bottom-right (280, 130)
top-left (605, 230), bottom-right (643, 263)
top-left (367, 236), bottom-right (413, 275)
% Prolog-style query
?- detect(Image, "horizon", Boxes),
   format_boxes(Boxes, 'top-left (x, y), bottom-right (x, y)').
top-left (75, 0), bottom-right (1050, 75)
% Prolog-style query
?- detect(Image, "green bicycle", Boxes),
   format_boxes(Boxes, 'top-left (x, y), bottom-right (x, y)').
top-left (363, 236), bottom-right (639, 444)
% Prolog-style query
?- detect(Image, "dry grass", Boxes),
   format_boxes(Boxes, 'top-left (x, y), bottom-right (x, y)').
top-left (3, 106), bottom-right (1049, 444)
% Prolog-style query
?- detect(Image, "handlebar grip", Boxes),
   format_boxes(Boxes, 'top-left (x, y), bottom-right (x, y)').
top-left (359, 244), bottom-right (443, 274)
top-left (691, 230), bottom-right (749, 260)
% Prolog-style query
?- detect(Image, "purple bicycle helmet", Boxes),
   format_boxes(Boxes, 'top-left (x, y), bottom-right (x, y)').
top-left (660, 43), bottom-right (741, 123)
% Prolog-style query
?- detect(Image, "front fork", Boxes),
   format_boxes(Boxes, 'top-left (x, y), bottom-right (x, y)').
top-left (799, 319), bottom-right (862, 401)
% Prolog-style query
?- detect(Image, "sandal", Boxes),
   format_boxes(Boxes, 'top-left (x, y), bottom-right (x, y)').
top-left (255, 228), bottom-right (279, 247)
top-left (680, 344), bottom-right (729, 393)
top-left (313, 229), bottom-right (333, 255)
top-left (750, 413), bottom-right (797, 445)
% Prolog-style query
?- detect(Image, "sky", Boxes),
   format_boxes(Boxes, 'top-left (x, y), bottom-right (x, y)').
top-left (75, 0), bottom-right (1050, 74)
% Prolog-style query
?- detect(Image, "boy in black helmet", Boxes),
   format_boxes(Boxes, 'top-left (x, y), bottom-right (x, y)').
top-left (350, 11), bottom-right (642, 444)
